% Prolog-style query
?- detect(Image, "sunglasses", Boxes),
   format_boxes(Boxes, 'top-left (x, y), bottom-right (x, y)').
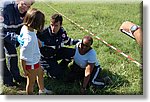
top-left (81, 42), bottom-right (91, 48)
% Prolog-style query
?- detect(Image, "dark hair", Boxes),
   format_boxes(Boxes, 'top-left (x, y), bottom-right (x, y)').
top-left (51, 13), bottom-right (63, 25)
top-left (23, 8), bottom-right (45, 32)
top-left (83, 35), bottom-right (93, 45)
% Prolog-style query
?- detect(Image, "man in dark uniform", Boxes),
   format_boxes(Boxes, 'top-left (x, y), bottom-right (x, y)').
top-left (1, 0), bottom-right (34, 86)
top-left (37, 14), bottom-right (79, 80)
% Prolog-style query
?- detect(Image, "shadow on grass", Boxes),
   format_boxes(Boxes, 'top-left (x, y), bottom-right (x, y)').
top-left (92, 69), bottom-right (130, 95)
top-left (41, 68), bottom-right (130, 95)
top-left (1, 68), bottom-right (130, 95)
top-left (1, 82), bottom-right (26, 95)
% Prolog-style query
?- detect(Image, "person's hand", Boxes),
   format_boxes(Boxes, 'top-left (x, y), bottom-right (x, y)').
top-left (119, 21), bottom-right (135, 33)
top-left (24, 70), bottom-right (30, 76)
top-left (41, 41), bottom-right (44, 47)
top-left (37, 39), bottom-right (44, 48)
top-left (119, 21), bottom-right (142, 47)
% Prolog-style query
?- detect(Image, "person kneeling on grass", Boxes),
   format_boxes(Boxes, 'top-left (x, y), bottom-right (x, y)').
top-left (18, 8), bottom-right (53, 95)
top-left (66, 35), bottom-right (112, 94)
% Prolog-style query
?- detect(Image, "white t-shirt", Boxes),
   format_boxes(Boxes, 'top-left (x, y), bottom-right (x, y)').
top-left (19, 25), bottom-right (41, 65)
top-left (74, 42), bottom-right (100, 68)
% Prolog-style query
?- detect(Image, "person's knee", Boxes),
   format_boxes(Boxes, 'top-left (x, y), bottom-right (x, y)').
top-left (38, 67), bottom-right (44, 76)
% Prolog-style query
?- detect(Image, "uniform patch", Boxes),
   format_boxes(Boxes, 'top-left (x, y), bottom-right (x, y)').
top-left (62, 33), bottom-right (66, 38)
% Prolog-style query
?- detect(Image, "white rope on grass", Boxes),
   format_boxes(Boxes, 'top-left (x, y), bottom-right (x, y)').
top-left (42, 1), bottom-right (142, 68)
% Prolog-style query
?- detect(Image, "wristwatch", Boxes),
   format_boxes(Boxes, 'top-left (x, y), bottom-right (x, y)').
top-left (130, 25), bottom-right (139, 34)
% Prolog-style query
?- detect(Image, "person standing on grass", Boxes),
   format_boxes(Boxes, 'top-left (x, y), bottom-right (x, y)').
top-left (17, 8), bottom-right (52, 95)
top-left (1, 0), bottom-right (35, 86)
top-left (66, 35), bottom-right (112, 94)
top-left (37, 13), bottom-right (79, 80)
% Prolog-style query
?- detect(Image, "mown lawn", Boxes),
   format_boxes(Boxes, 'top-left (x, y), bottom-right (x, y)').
top-left (2, 1), bottom-right (143, 95)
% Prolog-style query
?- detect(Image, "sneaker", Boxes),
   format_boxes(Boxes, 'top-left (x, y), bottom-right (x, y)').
top-left (39, 88), bottom-right (53, 95)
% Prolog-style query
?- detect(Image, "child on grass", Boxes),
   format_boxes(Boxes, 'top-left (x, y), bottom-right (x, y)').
top-left (18, 8), bottom-right (53, 95)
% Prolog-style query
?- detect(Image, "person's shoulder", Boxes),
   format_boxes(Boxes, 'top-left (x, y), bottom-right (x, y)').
top-left (3, 2), bottom-right (14, 9)
top-left (37, 27), bottom-right (49, 38)
top-left (76, 41), bottom-right (81, 47)
top-left (43, 26), bottom-right (49, 32)
top-left (20, 25), bottom-right (27, 32)
top-left (40, 27), bottom-right (49, 34)
top-left (60, 27), bottom-right (66, 33)
top-left (88, 48), bottom-right (96, 55)
top-left (20, 26), bottom-right (29, 35)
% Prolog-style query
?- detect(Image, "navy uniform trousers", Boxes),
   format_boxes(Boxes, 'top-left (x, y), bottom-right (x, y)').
top-left (66, 62), bottom-right (105, 88)
top-left (4, 41), bottom-right (20, 82)
top-left (40, 47), bottom-right (75, 80)
top-left (2, 48), bottom-right (14, 85)
top-left (37, 27), bottom-right (79, 80)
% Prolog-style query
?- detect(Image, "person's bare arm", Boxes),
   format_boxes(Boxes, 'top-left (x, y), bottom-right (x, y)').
top-left (81, 63), bottom-right (94, 94)
top-left (37, 39), bottom-right (42, 48)
top-left (120, 21), bottom-right (142, 47)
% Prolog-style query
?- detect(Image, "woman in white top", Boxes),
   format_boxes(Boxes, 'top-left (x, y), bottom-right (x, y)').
top-left (18, 8), bottom-right (52, 95)
top-left (67, 36), bottom-right (111, 94)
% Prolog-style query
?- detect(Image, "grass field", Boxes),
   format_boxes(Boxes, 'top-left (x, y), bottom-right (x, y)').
top-left (2, 1), bottom-right (143, 95)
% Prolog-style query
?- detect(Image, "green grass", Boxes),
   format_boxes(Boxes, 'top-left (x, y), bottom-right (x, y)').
top-left (2, 1), bottom-right (143, 95)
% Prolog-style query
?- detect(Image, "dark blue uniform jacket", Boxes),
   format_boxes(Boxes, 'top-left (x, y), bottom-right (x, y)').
top-left (37, 26), bottom-right (79, 58)
top-left (2, 2), bottom-right (26, 45)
